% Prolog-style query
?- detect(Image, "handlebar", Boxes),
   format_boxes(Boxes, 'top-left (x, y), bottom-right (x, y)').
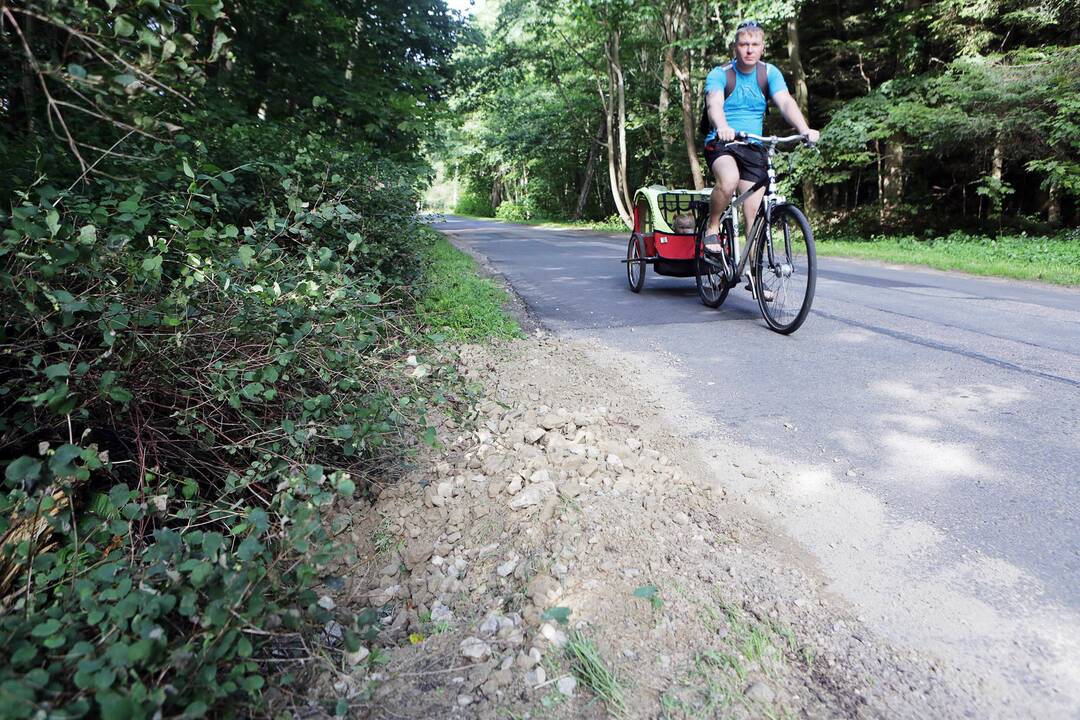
top-left (735, 131), bottom-right (814, 147)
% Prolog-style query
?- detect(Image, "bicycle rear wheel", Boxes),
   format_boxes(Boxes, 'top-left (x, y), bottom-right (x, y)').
top-left (626, 233), bottom-right (646, 292)
top-left (755, 204), bottom-right (816, 334)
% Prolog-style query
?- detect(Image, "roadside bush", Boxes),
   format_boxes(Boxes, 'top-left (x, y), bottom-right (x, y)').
top-left (0, 133), bottom-right (453, 716)
top-left (494, 197), bottom-right (541, 223)
top-left (455, 190), bottom-right (494, 217)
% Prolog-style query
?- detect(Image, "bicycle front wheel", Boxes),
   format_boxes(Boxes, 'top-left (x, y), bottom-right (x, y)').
top-left (755, 204), bottom-right (816, 334)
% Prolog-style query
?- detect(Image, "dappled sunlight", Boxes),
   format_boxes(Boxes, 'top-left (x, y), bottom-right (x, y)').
top-left (880, 432), bottom-right (993, 483)
top-left (831, 328), bottom-right (875, 343)
top-left (787, 468), bottom-right (832, 500)
top-left (830, 429), bottom-right (874, 455)
top-left (870, 379), bottom-right (1030, 411)
top-left (876, 413), bottom-right (941, 433)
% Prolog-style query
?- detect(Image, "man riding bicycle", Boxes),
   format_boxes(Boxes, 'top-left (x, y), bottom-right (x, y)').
top-left (702, 20), bottom-right (819, 262)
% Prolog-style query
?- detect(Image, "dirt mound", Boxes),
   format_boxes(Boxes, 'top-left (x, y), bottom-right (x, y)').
top-left (319, 335), bottom-right (988, 719)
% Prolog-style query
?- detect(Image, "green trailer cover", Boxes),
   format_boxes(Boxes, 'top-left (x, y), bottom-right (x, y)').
top-left (633, 185), bottom-right (711, 234)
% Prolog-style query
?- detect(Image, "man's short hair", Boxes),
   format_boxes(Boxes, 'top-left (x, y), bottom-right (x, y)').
top-left (733, 19), bottom-right (766, 45)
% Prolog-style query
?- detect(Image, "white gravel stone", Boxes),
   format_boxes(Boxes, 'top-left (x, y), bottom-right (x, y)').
top-left (525, 666), bottom-right (546, 686)
top-left (556, 676), bottom-right (577, 696)
top-left (497, 557), bottom-right (518, 577)
top-left (745, 681), bottom-right (776, 704)
top-left (510, 481), bottom-right (555, 510)
top-left (460, 637), bottom-right (492, 660)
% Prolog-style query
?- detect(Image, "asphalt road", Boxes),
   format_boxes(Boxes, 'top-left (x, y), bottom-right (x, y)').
top-left (434, 215), bottom-right (1080, 710)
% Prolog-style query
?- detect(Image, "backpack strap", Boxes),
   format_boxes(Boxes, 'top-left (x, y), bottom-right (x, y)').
top-left (724, 64), bottom-right (736, 99)
top-left (756, 62), bottom-right (771, 101)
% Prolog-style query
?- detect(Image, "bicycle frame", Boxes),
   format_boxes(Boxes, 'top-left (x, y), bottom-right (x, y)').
top-left (711, 136), bottom-right (797, 295)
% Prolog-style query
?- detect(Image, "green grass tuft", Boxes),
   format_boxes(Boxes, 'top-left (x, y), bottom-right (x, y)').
top-left (565, 632), bottom-right (626, 715)
top-left (420, 232), bottom-right (524, 342)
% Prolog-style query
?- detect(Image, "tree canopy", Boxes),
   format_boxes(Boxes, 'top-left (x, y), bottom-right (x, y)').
top-left (434, 0), bottom-right (1079, 231)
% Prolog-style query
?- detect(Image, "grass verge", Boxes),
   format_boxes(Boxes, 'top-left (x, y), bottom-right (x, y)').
top-left (817, 231), bottom-right (1080, 286)
top-left (420, 230), bottom-right (524, 342)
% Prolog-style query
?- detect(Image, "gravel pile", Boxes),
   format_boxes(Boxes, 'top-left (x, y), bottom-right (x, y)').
top-left (314, 335), bottom-right (989, 719)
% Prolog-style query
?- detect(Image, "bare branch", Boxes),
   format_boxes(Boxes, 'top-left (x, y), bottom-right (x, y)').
top-left (3, 6), bottom-right (88, 175)
top-left (9, 5), bottom-right (194, 105)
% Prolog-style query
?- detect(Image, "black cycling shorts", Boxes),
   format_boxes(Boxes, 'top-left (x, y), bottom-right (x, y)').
top-left (703, 141), bottom-right (768, 186)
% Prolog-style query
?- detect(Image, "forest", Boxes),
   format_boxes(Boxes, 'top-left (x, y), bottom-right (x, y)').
top-left (0, 0), bottom-right (1076, 717)
top-left (435, 0), bottom-right (1079, 237)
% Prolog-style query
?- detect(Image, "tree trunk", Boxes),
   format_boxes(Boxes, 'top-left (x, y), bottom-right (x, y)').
top-left (677, 72), bottom-right (705, 189)
top-left (612, 32), bottom-right (633, 216)
top-left (599, 78), bottom-right (632, 228)
top-left (574, 119), bottom-right (605, 220)
top-left (786, 19), bottom-right (809, 114)
top-left (990, 138), bottom-right (1004, 219)
top-left (659, 48), bottom-right (675, 160)
top-left (19, 14), bottom-right (36, 133)
top-left (881, 138), bottom-right (904, 222)
top-left (600, 31), bottom-right (632, 228)
top-left (1047, 181), bottom-right (1062, 227)
top-left (786, 17), bottom-right (816, 216)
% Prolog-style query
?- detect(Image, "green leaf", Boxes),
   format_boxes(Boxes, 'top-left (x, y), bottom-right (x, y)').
top-left (5, 456), bottom-right (42, 485)
top-left (49, 444), bottom-right (83, 477)
top-left (337, 477), bottom-right (356, 496)
top-left (237, 636), bottom-right (253, 657)
top-left (32, 619), bottom-right (62, 637)
top-left (241, 382), bottom-right (265, 400)
top-left (187, 0), bottom-right (224, 21)
top-left (113, 16), bottom-right (134, 37)
top-left (97, 691), bottom-right (134, 720)
top-left (541, 607), bottom-right (571, 625)
top-left (45, 209), bottom-right (60, 236)
top-left (181, 700), bottom-right (208, 718)
top-left (237, 245), bottom-right (255, 268)
top-left (142, 255), bottom-right (163, 272)
top-left (632, 584), bottom-right (658, 600)
top-left (68, 64), bottom-right (87, 78)
top-left (107, 386), bottom-right (134, 403)
top-left (44, 363), bottom-right (70, 380)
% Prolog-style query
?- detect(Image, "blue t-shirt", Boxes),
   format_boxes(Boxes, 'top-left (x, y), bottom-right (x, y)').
top-left (703, 62), bottom-right (787, 143)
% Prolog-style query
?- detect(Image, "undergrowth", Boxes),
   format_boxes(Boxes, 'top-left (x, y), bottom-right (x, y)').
top-left (0, 125), bottom-right (469, 718)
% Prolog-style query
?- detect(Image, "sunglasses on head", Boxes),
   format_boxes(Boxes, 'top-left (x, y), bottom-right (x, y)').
top-left (737, 20), bottom-right (761, 30)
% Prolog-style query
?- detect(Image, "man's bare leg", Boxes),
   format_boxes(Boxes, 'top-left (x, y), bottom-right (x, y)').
top-left (706, 156), bottom-right (739, 249)
top-left (738, 181), bottom-right (772, 299)
top-left (739, 181), bottom-right (765, 238)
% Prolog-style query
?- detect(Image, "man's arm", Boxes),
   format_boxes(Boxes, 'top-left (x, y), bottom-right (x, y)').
top-left (707, 90), bottom-right (735, 142)
top-left (771, 89), bottom-right (820, 142)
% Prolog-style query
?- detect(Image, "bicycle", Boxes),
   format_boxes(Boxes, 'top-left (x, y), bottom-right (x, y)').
top-left (690, 131), bottom-right (817, 334)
